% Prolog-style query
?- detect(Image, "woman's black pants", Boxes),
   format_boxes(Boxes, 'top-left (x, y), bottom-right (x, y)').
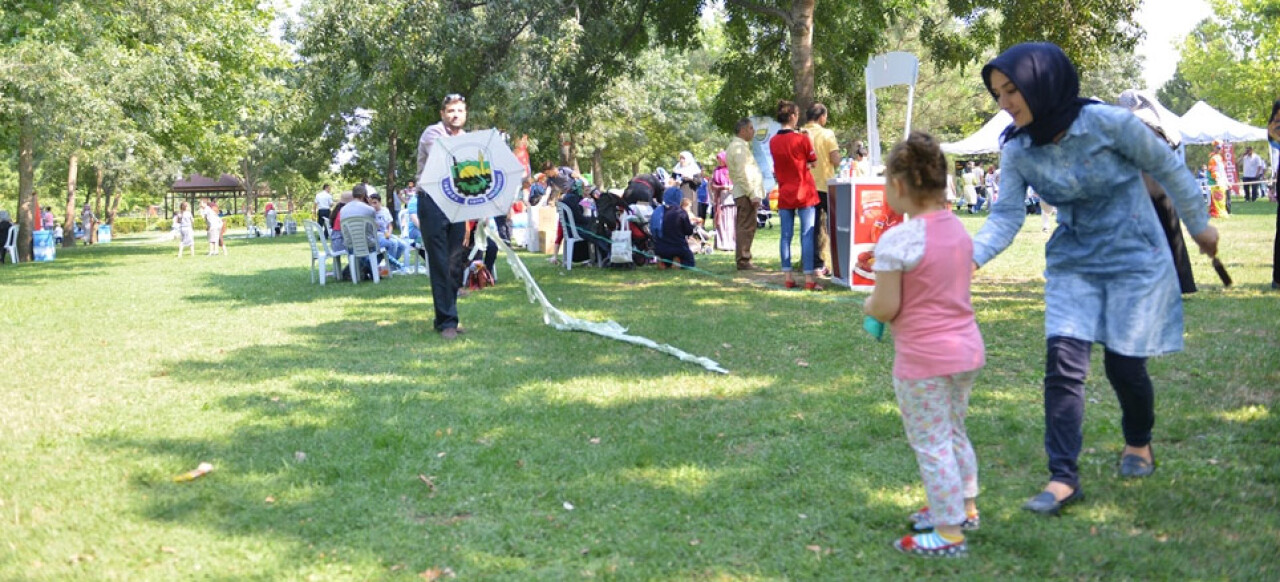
top-left (1044, 336), bottom-right (1155, 490)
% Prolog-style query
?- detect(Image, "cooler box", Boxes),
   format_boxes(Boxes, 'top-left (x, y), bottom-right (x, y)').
top-left (33, 229), bottom-right (56, 262)
top-left (96, 224), bottom-right (112, 243)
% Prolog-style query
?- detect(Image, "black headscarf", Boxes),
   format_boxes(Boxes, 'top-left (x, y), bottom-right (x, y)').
top-left (982, 42), bottom-right (1096, 147)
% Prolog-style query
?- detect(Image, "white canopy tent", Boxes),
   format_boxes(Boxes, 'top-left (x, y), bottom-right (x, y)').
top-left (941, 111), bottom-right (1012, 155)
top-left (1177, 101), bottom-right (1268, 144)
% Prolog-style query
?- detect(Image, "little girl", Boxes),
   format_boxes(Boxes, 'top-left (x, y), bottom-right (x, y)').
top-left (175, 201), bottom-right (195, 257)
top-left (863, 131), bottom-right (986, 558)
top-left (200, 200), bottom-right (225, 256)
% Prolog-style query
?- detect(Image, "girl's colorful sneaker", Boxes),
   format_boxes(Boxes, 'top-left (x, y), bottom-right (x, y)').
top-left (893, 532), bottom-right (967, 558)
top-left (908, 507), bottom-right (980, 532)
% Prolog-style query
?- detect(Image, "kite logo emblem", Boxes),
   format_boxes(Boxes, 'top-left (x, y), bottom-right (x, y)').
top-left (442, 148), bottom-right (507, 206)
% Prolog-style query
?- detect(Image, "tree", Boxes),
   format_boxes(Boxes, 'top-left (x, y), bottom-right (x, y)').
top-left (1157, 69), bottom-right (1199, 116)
top-left (712, 0), bottom-right (1142, 133)
top-left (921, 0), bottom-right (1144, 75)
top-left (1, 0), bottom-right (283, 259)
top-left (1170, 1), bottom-right (1280, 125)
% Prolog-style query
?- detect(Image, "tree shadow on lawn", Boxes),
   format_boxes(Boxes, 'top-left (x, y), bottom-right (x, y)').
top-left (0, 243), bottom-right (175, 286)
top-left (93, 308), bottom-right (954, 578)
top-left (91, 270), bottom-right (1277, 577)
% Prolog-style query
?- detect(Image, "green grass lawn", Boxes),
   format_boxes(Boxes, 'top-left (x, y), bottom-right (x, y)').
top-left (2, 203), bottom-right (1278, 580)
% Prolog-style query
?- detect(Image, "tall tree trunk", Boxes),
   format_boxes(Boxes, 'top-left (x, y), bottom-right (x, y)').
top-left (94, 169), bottom-right (103, 216)
top-left (105, 177), bottom-right (121, 227)
top-left (787, 0), bottom-right (816, 114)
top-left (727, 0), bottom-right (816, 112)
top-left (631, 160), bottom-right (640, 177)
top-left (241, 158), bottom-right (257, 228)
top-left (592, 147), bottom-right (604, 188)
top-left (387, 127), bottom-right (398, 228)
top-left (62, 152), bottom-right (79, 247)
top-left (16, 121), bottom-right (35, 262)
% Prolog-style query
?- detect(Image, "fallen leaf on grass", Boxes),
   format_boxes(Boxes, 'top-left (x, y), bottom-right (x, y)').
top-left (437, 452), bottom-right (447, 458)
top-left (689, 539), bottom-right (700, 546)
top-left (389, 563), bottom-right (406, 571)
top-left (264, 496), bottom-right (276, 504)
top-left (563, 502), bottom-right (575, 511)
top-left (418, 475), bottom-right (437, 497)
top-left (798, 514), bottom-right (808, 519)
top-left (159, 546), bottom-right (177, 554)
top-left (580, 548), bottom-right (589, 555)
top-left (420, 566), bottom-right (456, 580)
top-left (722, 343), bottom-right (732, 349)
top-left (294, 451), bottom-right (307, 462)
top-left (588, 437), bottom-right (601, 445)
top-left (795, 359), bottom-right (809, 367)
top-left (1090, 526), bottom-right (1098, 536)
top-left (1208, 458), bottom-right (1219, 465)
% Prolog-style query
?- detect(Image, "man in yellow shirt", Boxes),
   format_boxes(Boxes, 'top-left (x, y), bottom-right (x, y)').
top-left (804, 103), bottom-right (841, 276)
top-left (726, 118), bottom-right (763, 270)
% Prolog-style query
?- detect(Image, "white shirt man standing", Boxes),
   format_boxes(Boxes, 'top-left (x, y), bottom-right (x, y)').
top-left (315, 184), bottom-right (334, 236)
top-left (1240, 146), bottom-right (1267, 202)
top-left (727, 117), bottom-right (764, 270)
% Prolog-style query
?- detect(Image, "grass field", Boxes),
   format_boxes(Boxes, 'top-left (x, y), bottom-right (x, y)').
top-left (1, 202), bottom-right (1277, 580)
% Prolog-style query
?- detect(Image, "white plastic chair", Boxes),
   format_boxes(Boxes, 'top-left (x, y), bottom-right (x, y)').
top-left (397, 208), bottom-right (425, 274)
top-left (3, 223), bottom-right (18, 264)
top-left (340, 215), bottom-right (380, 284)
top-left (555, 202), bottom-right (587, 271)
top-left (304, 220), bottom-right (343, 285)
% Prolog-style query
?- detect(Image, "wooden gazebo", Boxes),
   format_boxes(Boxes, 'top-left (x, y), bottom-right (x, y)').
top-left (167, 174), bottom-right (270, 218)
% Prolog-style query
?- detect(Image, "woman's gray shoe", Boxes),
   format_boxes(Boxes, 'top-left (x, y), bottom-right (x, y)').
top-left (1022, 489), bottom-right (1084, 516)
top-left (1119, 453), bottom-right (1156, 478)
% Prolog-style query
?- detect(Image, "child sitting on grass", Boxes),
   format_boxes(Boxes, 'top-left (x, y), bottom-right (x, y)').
top-left (863, 131), bottom-right (986, 558)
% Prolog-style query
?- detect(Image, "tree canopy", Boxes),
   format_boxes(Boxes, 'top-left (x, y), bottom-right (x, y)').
top-left (1, 0), bottom-right (1176, 258)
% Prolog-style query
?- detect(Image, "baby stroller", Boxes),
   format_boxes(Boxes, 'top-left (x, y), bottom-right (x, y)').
top-left (757, 188), bottom-right (777, 228)
top-left (756, 202), bottom-right (773, 229)
top-left (688, 223), bottom-right (714, 255)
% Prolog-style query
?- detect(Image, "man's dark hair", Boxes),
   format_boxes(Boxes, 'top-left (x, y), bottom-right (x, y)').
top-left (323, 183), bottom-right (331, 190)
top-left (805, 103), bottom-right (828, 124)
top-left (352, 183), bottom-right (368, 201)
top-left (441, 93), bottom-right (465, 108)
top-left (734, 117), bottom-right (753, 134)
top-left (541, 161), bottom-right (555, 173)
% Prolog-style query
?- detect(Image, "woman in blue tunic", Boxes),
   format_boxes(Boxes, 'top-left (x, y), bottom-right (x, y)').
top-left (973, 43), bottom-right (1220, 515)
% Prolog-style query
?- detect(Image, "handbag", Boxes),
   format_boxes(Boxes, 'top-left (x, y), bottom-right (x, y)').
top-left (610, 223), bottom-right (633, 265)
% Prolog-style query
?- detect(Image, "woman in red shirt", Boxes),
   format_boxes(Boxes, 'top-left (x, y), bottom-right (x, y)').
top-left (769, 100), bottom-right (822, 290)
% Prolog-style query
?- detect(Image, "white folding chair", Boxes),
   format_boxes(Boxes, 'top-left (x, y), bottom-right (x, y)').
top-left (3, 223), bottom-right (18, 264)
top-left (340, 215), bottom-right (380, 284)
top-left (555, 202), bottom-right (586, 271)
top-left (304, 220), bottom-right (344, 285)
top-left (398, 208), bottom-right (425, 274)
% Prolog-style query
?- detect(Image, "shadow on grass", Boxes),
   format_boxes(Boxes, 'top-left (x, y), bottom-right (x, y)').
top-left (86, 248), bottom-right (1279, 579)
top-left (92, 275), bottom-right (970, 577)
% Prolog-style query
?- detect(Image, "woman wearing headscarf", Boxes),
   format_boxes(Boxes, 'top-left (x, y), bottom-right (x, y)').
top-left (770, 99), bottom-right (822, 290)
top-left (710, 151), bottom-right (736, 251)
top-left (652, 186), bottom-right (696, 269)
top-left (974, 43), bottom-right (1219, 515)
top-left (672, 151), bottom-right (703, 217)
top-left (1269, 99), bottom-right (1280, 290)
top-left (1117, 89), bottom-right (1198, 294)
